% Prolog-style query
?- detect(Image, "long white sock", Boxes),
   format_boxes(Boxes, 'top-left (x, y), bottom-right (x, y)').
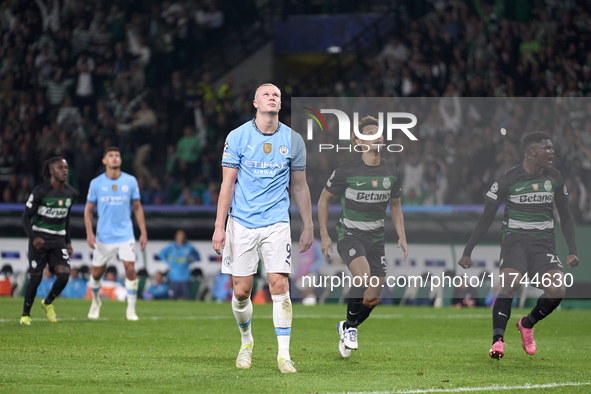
top-left (232, 294), bottom-right (253, 346)
top-left (272, 292), bottom-right (292, 361)
top-left (89, 277), bottom-right (101, 303)
top-left (125, 278), bottom-right (139, 311)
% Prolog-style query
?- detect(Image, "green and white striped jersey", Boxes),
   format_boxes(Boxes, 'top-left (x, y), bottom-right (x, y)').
top-left (325, 156), bottom-right (401, 243)
top-left (23, 181), bottom-right (78, 243)
top-left (485, 165), bottom-right (568, 238)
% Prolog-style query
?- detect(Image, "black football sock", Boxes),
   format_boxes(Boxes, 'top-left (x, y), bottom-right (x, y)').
top-left (522, 294), bottom-right (560, 329)
top-left (344, 284), bottom-right (366, 329)
top-left (45, 273), bottom-right (69, 304)
top-left (356, 303), bottom-right (375, 327)
top-left (492, 294), bottom-right (513, 344)
top-left (344, 298), bottom-right (363, 329)
top-left (23, 274), bottom-right (42, 316)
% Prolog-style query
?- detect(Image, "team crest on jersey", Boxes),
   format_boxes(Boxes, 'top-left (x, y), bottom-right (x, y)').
top-left (223, 257), bottom-right (231, 267)
top-left (383, 178), bottom-right (391, 189)
top-left (532, 183), bottom-right (539, 191)
top-left (490, 182), bottom-right (498, 193)
top-left (122, 185), bottom-right (129, 192)
top-left (65, 199), bottom-right (71, 207)
top-left (58, 200), bottom-right (63, 206)
top-left (112, 185), bottom-right (117, 191)
top-left (544, 180), bottom-right (552, 191)
top-left (263, 143), bottom-right (272, 154)
top-left (372, 180), bottom-right (378, 188)
top-left (279, 145), bottom-right (288, 155)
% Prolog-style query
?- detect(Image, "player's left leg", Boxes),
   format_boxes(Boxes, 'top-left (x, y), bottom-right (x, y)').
top-left (268, 272), bottom-right (296, 373)
top-left (120, 239), bottom-right (139, 321)
top-left (42, 248), bottom-right (71, 323)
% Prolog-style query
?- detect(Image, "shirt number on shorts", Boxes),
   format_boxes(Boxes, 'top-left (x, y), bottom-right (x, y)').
top-left (547, 254), bottom-right (563, 268)
top-left (286, 244), bottom-right (291, 265)
top-left (62, 248), bottom-right (70, 264)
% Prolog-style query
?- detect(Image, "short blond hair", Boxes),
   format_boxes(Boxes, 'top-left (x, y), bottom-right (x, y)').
top-left (254, 83), bottom-right (281, 100)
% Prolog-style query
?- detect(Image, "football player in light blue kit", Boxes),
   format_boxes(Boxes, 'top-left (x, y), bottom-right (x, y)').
top-left (85, 147), bottom-right (148, 321)
top-left (212, 83), bottom-right (314, 373)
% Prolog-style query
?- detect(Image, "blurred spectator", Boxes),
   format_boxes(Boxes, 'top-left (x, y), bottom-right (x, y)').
top-left (62, 267), bottom-right (87, 298)
top-left (143, 271), bottom-right (169, 300)
top-left (158, 229), bottom-right (200, 300)
top-left (176, 126), bottom-right (201, 182)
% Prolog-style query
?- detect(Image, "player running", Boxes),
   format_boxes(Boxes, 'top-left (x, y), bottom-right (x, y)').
top-left (85, 147), bottom-right (148, 321)
top-left (458, 131), bottom-right (578, 359)
top-left (212, 83), bottom-right (313, 373)
top-left (317, 115), bottom-right (408, 358)
top-left (20, 157), bottom-right (78, 325)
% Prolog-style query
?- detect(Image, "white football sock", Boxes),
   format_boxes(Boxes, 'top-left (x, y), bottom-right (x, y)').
top-left (232, 294), bottom-right (253, 346)
top-left (125, 278), bottom-right (139, 311)
top-left (89, 276), bottom-right (101, 303)
top-left (272, 292), bottom-right (292, 361)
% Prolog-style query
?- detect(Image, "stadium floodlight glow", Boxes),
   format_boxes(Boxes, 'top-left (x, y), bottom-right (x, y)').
top-left (326, 46), bottom-right (342, 53)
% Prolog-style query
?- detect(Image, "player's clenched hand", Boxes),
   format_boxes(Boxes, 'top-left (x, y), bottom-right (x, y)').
top-left (87, 233), bottom-right (97, 249)
top-left (397, 238), bottom-right (408, 261)
top-left (566, 254), bottom-right (579, 268)
top-left (212, 227), bottom-right (226, 255)
top-left (33, 237), bottom-right (44, 249)
top-left (139, 233), bottom-right (148, 251)
top-left (320, 236), bottom-right (333, 261)
top-left (299, 226), bottom-right (314, 253)
top-left (458, 255), bottom-right (472, 269)
top-left (67, 243), bottom-right (73, 255)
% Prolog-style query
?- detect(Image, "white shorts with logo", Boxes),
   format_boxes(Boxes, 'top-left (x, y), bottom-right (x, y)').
top-left (221, 216), bottom-right (292, 277)
top-left (92, 239), bottom-right (136, 267)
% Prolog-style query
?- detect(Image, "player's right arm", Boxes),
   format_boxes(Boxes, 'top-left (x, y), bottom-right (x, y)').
top-left (212, 166), bottom-right (238, 255)
top-left (318, 188), bottom-right (337, 261)
top-left (22, 188), bottom-right (44, 249)
top-left (458, 176), bottom-right (506, 269)
top-left (84, 201), bottom-right (97, 249)
top-left (85, 179), bottom-right (98, 249)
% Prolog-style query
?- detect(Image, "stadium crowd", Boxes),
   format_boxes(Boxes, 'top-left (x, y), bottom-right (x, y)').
top-left (0, 0), bottom-right (591, 224)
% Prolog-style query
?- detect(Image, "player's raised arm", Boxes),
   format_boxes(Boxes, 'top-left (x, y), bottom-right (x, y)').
top-left (84, 201), bottom-right (96, 249)
top-left (317, 188), bottom-right (336, 261)
top-left (291, 169), bottom-right (313, 253)
top-left (390, 197), bottom-right (408, 261)
top-left (212, 166), bottom-right (238, 255)
top-left (132, 200), bottom-right (148, 251)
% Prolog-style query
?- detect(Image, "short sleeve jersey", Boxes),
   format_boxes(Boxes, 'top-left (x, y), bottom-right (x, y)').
top-left (325, 156), bottom-right (402, 243)
top-left (87, 172), bottom-right (140, 244)
top-left (484, 165), bottom-right (568, 238)
top-left (221, 119), bottom-right (306, 228)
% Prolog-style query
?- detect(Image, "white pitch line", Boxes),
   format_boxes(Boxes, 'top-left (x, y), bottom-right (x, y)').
top-left (0, 313), bottom-right (491, 324)
top-left (341, 382), bottom-right (591, 394)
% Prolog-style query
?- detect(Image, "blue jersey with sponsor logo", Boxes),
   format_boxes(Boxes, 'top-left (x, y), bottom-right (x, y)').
top-left (87, 172), bottom-right (140, 244)
top-left (221, 119), bottom-right (306, 228)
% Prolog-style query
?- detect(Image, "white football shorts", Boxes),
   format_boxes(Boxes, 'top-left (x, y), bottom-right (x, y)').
top-left (221, 216), bottom-right (292, 277)
top-left (92, 239), bottom-right (136, 267)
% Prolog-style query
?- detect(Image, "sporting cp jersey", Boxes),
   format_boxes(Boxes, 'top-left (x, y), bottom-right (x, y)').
top-left (325, 156), bottom-right (402, 243)
top-left (221, 119), bottom-right (306, 228)
top-left (485, 165), bottom-right (568, 239)
top-left (87, 172), bottom-right (140, 244)
top-left (23, 181), bottom-right (77, 242)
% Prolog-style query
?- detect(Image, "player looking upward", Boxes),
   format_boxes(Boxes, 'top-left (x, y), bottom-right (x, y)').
top-left (317, 115), bottom-right (408, 358)
top-left (459, 131), bottom-right (578, 359)
top-left (85, 147), bottom-right (148, 321)
top-left (21, 157), bottom-right (78, 325)
top-left (212, 83), bottom-right (314, 373)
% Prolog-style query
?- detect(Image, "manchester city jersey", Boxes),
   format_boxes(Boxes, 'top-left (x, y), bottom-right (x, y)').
top-left (87, 172), bottom-right (140, 244)
top-left (221, 119), bottom-right (306, 228)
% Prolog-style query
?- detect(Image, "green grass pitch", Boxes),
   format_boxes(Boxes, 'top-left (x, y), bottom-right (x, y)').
top-left (1, 298), bottom-right (590, 393)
